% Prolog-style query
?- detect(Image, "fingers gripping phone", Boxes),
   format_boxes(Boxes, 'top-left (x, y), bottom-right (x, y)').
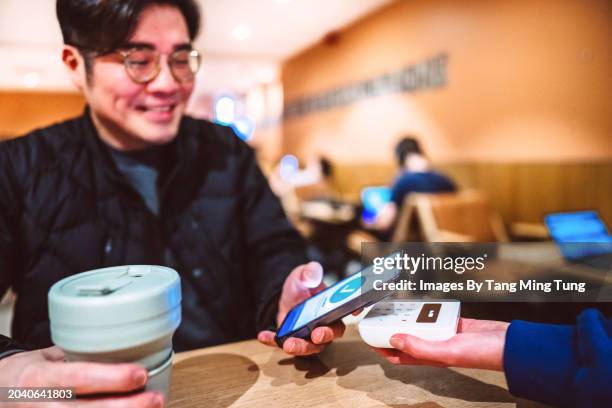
top-left (275, 252), bottom-right (402, 347)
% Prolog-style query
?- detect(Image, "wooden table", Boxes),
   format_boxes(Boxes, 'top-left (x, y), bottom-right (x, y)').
top-left (299, 200), bottom-right (357, 225)
top-left (169, 326), bottom-right (547, 408)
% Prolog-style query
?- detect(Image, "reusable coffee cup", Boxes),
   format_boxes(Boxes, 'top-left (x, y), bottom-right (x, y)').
top-left (48, 265), bottom-right (181, 399)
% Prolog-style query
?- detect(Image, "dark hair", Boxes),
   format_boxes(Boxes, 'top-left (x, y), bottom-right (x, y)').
top-left (395, 137), bottom-right (423, 166)
top-left (320, 157), bottom-right (333, 178)
top-left (56, 0), bottom-right (201, 54)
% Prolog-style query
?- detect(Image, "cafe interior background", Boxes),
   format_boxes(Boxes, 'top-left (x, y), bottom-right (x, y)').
top-left (0, 0), bottom-right (610, 334)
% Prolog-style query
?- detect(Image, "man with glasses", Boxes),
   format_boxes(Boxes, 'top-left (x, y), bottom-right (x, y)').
top-left (0, 1), bottom-right (342, 406)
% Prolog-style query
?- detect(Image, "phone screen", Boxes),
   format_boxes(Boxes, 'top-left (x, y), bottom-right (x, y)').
top-left (277, 271), bottom-right (365, 337)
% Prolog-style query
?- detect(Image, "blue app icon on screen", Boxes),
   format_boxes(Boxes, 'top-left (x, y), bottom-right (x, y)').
top-left (330, 274), bottom-right (363, 304)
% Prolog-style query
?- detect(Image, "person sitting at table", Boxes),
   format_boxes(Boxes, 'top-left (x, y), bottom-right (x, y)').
top-left (374, 308), bottom-right (612, 408)
top-left (0, 1), bottom-right (341, 406)
top-left (371, 136), bottom-right (456, 237)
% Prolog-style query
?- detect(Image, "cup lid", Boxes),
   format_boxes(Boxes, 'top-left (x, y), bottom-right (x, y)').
top-left (48, 265), bottom-right (181, 327)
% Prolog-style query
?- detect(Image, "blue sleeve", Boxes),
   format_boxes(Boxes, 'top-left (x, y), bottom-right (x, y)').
top-left (503, 308), bottom-right (612, 408)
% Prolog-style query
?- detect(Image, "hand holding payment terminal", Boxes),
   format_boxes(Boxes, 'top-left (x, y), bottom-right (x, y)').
top-left (274, 252), bottom-right (402, 347)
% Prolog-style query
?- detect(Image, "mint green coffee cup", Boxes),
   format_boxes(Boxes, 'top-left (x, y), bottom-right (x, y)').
top-left (48, 265), bottom-right (181, 399)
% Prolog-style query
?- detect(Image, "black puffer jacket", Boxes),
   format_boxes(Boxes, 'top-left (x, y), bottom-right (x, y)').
top-left (0, 110), bottom-right (307, 353)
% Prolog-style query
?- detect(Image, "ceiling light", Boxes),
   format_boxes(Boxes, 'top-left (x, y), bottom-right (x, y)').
top-left (280, 155), bottom-right (299, 181)
top-left (232, 25), bottom-right (252, 41)
top-left (23, 72), bottom-right (41, 89)
top-left (214, 95), bottom-right (236, 124)
top-left (232, 117), bottom-right (255, 142)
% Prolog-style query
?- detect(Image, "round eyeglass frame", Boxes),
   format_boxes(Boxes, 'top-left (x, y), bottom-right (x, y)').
top-left (116, 48), bottom-right (201, 84)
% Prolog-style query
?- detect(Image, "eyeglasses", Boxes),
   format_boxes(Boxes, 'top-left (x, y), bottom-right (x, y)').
top-left (117, 47), bottom-right (201, 84)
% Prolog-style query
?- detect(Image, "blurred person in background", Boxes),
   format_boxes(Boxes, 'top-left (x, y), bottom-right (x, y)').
top-left (269, 154), bottom-right (359, 279)
top-left (268, 155), bottom-right (336, 226)
top-left (0, 1), bottom-right (343, 406)
top-left (371, 136), bottom-right (456, 238)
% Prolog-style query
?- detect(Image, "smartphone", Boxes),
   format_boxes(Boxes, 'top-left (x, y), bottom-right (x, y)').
top-left (275, 252), bottom-right (403, 347)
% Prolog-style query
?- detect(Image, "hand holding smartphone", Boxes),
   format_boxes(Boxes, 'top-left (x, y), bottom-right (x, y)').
top-left (275, 252), bottom-right (402, 347)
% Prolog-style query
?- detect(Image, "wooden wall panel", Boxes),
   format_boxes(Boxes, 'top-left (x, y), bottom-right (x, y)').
top-left (0, 92), bottom-right (85, 139)
top-left (281, 0), bottom-right (611, 163)
top-left (329, 162), bottom-right (612, 228)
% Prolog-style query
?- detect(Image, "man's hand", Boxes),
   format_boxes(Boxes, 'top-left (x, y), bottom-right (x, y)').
top-left (257, 261), bottom-right (345, 356)
top-left (0, 346), bottom-right (164, 407)
top-left (374, 318), bottom-right (509, 371)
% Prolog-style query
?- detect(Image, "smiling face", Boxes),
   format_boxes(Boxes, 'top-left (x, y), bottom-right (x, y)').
top-left (82, 5), bottom-right (196, 150)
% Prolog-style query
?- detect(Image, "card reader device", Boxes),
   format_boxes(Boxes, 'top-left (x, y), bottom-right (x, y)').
top-left (358, 300), bottom-right (461, 348)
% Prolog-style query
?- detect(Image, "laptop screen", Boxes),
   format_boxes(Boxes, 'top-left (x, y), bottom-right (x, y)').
top-left (360, 186), bottom-right (391, 224)
top-left (544, 211), bottom-right (612, 260)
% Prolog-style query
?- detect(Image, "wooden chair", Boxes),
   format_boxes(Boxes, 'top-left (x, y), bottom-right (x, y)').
top-left (393, 190), bottom-right (509, 242)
